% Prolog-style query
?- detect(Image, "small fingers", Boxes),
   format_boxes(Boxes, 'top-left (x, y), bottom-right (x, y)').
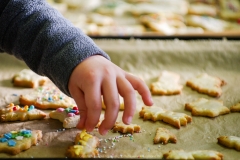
top-left (69, 87), bottom-right (86, 130)
top-left (125, 72), bottom-right (153, 106)
top-left (84, 82), bottom-right (102, 132)
top-left (117, 76), bottom-right (136, 125)
top-left (99, 76), bottom-right (119, 135)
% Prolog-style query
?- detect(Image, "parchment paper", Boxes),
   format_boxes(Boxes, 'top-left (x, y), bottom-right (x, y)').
top-left (0, 39), bottom-right (240, 159)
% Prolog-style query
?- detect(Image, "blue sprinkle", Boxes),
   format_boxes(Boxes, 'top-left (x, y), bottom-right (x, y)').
top-left (4, 133), bottom-right (12, 139)
top-left (28, 105), bottom-right (35, 111)
top-left (48, 97), bottom-right (53, 102)
top-left (12, 94), bottom-right (18, 96)
top-left (8, 140), bottom-right (16, 147)
top-left (0, 138), bottom-right (8, 142)
top-left (21, 130), bottom-right (31, 135)
top-left (70, 110), bottom-right (77, 113)
top-left (29, 105), bottom-right (35, 109)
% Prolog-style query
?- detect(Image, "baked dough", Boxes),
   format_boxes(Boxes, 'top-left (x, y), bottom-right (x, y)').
top-left (139, 106), bottom-right (192, 128)
top-left (0, 103), bottom-right (46, 122)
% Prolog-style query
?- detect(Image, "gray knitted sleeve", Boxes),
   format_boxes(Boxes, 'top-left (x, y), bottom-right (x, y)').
top-left (0, 0), bottom-right (110, 97)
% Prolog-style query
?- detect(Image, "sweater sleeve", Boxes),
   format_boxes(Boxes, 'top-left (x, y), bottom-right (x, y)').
top-left (0, 0), bottom-right (110, 97)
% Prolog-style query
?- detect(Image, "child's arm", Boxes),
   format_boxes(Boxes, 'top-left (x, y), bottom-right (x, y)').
top-left (0, 0), bottom-right (153, 135)
top-left (0, 0), bottom-right (109, 96)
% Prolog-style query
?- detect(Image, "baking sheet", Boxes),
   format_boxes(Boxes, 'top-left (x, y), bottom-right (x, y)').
top-left (0, 39), bottom-right (240, 159)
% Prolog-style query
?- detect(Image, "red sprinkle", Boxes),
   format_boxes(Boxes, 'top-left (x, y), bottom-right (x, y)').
top-left (73, 106), bottom-right (78, 110)
top-left (237, 19), bottom-right (240, 24)
top-left (13, 106), bottom-right (17, 111)
top-left (75, 110), bottom-right (79, 115)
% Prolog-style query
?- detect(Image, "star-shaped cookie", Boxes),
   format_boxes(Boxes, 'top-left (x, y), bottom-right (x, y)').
top-left (139, 106), bottom-right (192, 128)
top-left (0, 129), bottom-right (42, 155)
top-left (218, 136), bottom-right (240, 151)
top-left (154, 127), bottom-right (177, 144)
top-left (12, 69), bottom-right (48, 88)
top-left (185, 98), bottom-right (230, 117)
top-left (66, 130), bottom-right (99, 158)
top-left (0, 103), bottom-right (46, 122)
top-left (49, 107), bottom-right (79, 128)
top-left (186, 73), bottom-right (225, 97)
top-left (163, 150), bottom-right (223, 160)
top-left (150, 71), bottom-right (183, 95)
top-left (19, 85), bottom-right (76, 110)
top-left (112, 122), bottom-right (141, 134)
top-left (230, 102), bottom-right (240, 112)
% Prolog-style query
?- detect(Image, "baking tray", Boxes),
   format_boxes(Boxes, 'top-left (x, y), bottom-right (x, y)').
top-left (0, 39), bottom-right (240, 159)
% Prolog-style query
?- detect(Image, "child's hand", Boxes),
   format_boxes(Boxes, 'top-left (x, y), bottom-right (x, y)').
top-left (68, 55), bottom-right (153, 135)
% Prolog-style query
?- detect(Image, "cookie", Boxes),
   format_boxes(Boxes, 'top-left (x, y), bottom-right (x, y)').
top-left (87, 13), bottom-right (114, 26)
top-left (19, 85), bottom-right (76, 110)
top-left (190, 0), bottom-right (217, 4)
top-left (0, 103), bottom-right (46, 122)
top-left (139, 106), bottom-right (192, 129)
top-left (153, 127), bottom-right (177, 144)
top-left (185, 98), bottom-right (230, 117)
top-left (94, 1), bottom-right (131, 16)
top-left (186, 15), bottom-right (232, 32)
top-left (230, 102), bottom-right (240, 112)
top-left (102, 95), bottom-right (124, 110)
top-left (140, 13), bottom-right (186, 35)
top-left (186, 73), bottom-right (226, 97)
top-left (49, 107), bottom-right (79, 128)
top-left (112, 122), bottom-right (141, 134)
top-left (91, 25), bottom-right (146, 36)
top-left (219, 0), bottom-right (240, 20)
top-left (12, 69), bottom-right (48, 88)
top-left (218, 136), bottom-right (240, 151)
top-left (163, 149), bottom-right (223, 160)
top-left (188, 3), bottom-right (218, 16)
top-left (150, 70), bottom-right (183, 95)
top-left (129, 1), bottom-right (189, 16)
top-left (0, 129), bottom-right (42, 155)
top-left (66, 130), bottom-right (100, 158)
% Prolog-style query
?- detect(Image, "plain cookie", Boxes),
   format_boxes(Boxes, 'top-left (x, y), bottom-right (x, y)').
top-left (185, 98), bottom-right (230, 117)
top-left (139, 106), bottom-right (192, 129)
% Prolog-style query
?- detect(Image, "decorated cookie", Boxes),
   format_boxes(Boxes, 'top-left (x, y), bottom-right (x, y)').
top-left (230, 102), bottom-right (240, 112)
top-left (12, 69), bottom-right (48, 88)
top-left (129, 1), bottom-right (189, 16)
top-left (66, 130), bottom-right (100, 158)
top-left (186, 15), bottom-right (231, 32)
top-left (219, 0), bottom-right (240, 20)
top-left (139, 106), bottom-right (192, 129)
top-left (218, 136), bottom-right (240, 151)
top-left (0, 103), bottom-right (46, 122)
top-left (150, 70), bottom-right (183, 95)
top-left (0, 129), bottom-right (42, 155)
top-left (112, 122), bottom-right (141, 134)
top-left (188, 3), bottom-right (218, 16)
top-left (154, 127), bottom-right (177, 144)
top-left (185, 98), bottom-right (230, 118)
top-left (186, 73), bottom-right (226, 97)
top-left (19, 85), bottom-right (76, 110)
top-left (87, 13), bottom-right (114, 26)
top-left (163, 149), bottom-right (223, 160)
top-left (49, 107), bottom-right (79, 128)
top-left (90, 25), bottom-right (146, 36)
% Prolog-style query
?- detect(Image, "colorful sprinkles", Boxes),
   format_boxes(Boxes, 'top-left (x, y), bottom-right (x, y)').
top-left (36, 86), bottom-right (65, 103)
top-left (7, 103), bottom-right (35, 112)
top-left (97, 132), bottom-right (135, 158)
top-left (56, 106), bottom-right (79, 117)
top-left (0, 129), bottom-right (32, 147)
